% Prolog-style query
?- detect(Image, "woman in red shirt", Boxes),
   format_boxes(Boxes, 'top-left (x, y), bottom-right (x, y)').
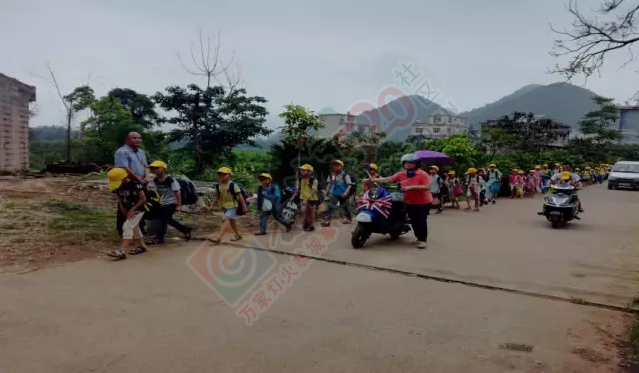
top-left (366, 154), bottom-right (432, 249)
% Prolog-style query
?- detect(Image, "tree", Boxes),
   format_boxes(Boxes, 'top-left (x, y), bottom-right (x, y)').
top-left (332, 130), bottom-right (387, 164)
top-left (153, 84), bottom-right (270, 176)
top-left (550, 0), bottom-right (639, 86)
top-left (107, 88), bottom-right (163, 129)
top-left (38, 64), bottom-right (96, 163)
top-left (80, 97), bottom-right (142, 164)
top-left (178, 30), bottom-right (242, 92)
top-left (427, 135), bottom-right (477, 171)
top-left (568, 96), bottom-right (623, 163)
top-left (481, 126), bottom-right (519, 160)
top-left (483, 112), bottom-right (562, 157)
top-left (278, 105), bottom-right (325, 167)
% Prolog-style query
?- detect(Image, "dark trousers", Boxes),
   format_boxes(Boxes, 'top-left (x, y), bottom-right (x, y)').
top-left (157, 204), bottom-right (190, 241)
top-left (406, 204), bottom-right (428, 242)
top-left (117, 205), bottom-right (146, 237)
top-left (325, 195), bottom-right (353, 221)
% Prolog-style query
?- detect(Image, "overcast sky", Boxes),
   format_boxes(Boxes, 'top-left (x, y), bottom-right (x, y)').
top-left (1, 0), bottom-right (637, 129)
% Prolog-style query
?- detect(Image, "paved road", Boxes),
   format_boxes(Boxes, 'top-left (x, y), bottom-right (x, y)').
top-left (254, 185), bottom-right (639, 307)
top-left (0, 185), bottom-right (637, 372)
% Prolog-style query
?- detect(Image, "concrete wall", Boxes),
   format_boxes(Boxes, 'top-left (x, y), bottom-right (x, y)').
top-left (0, 74), bottom-right (35, 170)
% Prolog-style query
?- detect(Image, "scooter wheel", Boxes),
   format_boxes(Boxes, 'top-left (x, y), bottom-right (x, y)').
top-left (351, 224), bottom-right (369, 249)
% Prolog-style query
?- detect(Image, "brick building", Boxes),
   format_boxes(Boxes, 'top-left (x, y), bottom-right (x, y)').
top-left (0, 74), bottom-right (36, 170)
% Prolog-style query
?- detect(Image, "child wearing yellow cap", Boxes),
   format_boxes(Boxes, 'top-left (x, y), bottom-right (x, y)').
top-left (294, 164), bottom-right (319, 231)
top-left (363, 163), bottom-right (379, 193)
top-left (107, 168), bottom-right (153, 260)
top-left (322, 159), bottom-right (354, 226)
top-left (255, 173), bottom-right (291, 235)
top-left (209, 167), bottom-right (246, 243)
top-left (148, 161), bottom-right (192, 244)
top-left (464, 167), bottom-right (484, 211)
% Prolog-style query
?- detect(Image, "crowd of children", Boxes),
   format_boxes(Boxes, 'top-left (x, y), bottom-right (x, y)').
top-left (106, 156), bottom-right (613, 257)
top-left (431, 162), bottom-right (612, 214)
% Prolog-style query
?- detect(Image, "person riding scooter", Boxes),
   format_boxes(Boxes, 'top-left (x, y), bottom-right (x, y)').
top-left (551, 165), bottom-right (584, 212)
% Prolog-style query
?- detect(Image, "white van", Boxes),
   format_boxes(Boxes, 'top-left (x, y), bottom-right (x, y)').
top-left (608, 161), bottom-right (639, 190)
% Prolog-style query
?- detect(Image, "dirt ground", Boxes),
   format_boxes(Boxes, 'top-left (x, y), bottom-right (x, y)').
top-left (0, 176), bottom-right (256, 273)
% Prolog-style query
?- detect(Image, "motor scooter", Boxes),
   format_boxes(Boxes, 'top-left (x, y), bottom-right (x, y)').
top-left (351, 183), bottom-right (411, 248)
top-left (537, 185), bottom-right (580, 229)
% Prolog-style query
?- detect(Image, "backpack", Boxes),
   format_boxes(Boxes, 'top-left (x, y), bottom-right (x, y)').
top-left (299, 176), bottom-right (325, 202)
top-left (175, 177), bottom-right (198, 205)
top-left (328, 171), bottom-right (356, 197)
top-left (216, 182), bottom-right (250, 215)
top-left (142, 187), bottom-right (162, 219)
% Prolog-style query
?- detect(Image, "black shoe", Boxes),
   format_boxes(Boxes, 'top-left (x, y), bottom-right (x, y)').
top-left (184, 228), bottom-right (192, 241)
top-left (285, 224), bottom-right (292, 233)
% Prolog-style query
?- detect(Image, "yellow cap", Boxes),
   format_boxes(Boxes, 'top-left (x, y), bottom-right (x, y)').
top-left (465, 167), bottom-right (477, 174)
top-left (529, 169), bottom-right (535, 173)
top-left (555, 163), bottom-right (561, 166)
top-left (259, 173), bottom-right (272, 179)
top-left (586, 166), bottom-right (591, 170)
top-left (217, 167), bottom-right (232, 175)
top-left (299, 164), bottom-right (313, 171)
top-left (330, 159), bottom-right (344, 167)
top-left (107, 168), bottom-right (128, 191)
top-left (429, 165), bottom-right (439, 171)
top-left (448, 170), bottom-right (456, 175)
top-left (518, 169), bottom-right (524, 174)
top-left (575, 167), bottom-right (580, 171)
top-left (535, 165), bottom-right (541, 169)
top-left (560, 171), bottom-right (571, 180)
top-left (543, 164), bottom-right (548, 167)
top-left (512, 168), bottom-right (518, 172)
top-left (149, 160), bottom-right (168, 169)
top-left (368, 163), bottom-right (378, 170)
top-left (488, 163), bottom-right (496, 168)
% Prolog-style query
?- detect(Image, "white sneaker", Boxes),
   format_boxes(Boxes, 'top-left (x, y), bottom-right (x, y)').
top-left (417, 241), bottom-right (427, 249)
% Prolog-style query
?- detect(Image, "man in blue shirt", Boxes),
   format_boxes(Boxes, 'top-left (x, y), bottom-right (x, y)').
top-left (114, 132), bottom-right (149, 236)
top-left (114, 132), bottom-right (149, 182)
top-left (322, 160), bottom-right (353, 226)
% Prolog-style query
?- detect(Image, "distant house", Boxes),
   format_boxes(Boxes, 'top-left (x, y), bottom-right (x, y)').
top-left (317, 112), bottom-right (380, 139)
top-left (410, 111), bottom-right (469, 139)
top-left (480, 115), bottom-right (571, 148)
top-left (616, 106), bottom-right (639, 144)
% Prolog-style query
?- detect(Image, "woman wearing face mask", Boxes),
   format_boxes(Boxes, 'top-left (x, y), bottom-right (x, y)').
top-left (365, 154), bottom-right (432, 249)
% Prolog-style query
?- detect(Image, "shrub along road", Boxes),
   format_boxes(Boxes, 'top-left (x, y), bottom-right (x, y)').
top-left (0, 185), bottom-right (638, 372)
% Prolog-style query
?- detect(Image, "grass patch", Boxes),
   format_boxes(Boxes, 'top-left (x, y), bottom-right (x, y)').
top-left (629, 322), bottom-right (639, 352)
top-left (44, 200), bottom-right (113, 236)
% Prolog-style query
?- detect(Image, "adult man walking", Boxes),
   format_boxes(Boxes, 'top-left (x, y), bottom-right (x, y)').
top-left (114, 132), bottom-right (149, 236)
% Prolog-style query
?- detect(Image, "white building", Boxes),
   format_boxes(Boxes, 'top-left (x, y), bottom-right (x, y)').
top-left (410, 113), bottom-right (469, 139)
top-left (317, 112), bottom-right (379, 138)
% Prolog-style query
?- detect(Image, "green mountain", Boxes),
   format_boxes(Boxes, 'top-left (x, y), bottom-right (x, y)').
top-left (461, 82), bottom-right (601, 132)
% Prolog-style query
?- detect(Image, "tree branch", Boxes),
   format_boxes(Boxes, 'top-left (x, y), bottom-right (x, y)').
top-left (177, 29), bottom-right (239, 90)
top-left (550, 0), bottom-right (639, 79)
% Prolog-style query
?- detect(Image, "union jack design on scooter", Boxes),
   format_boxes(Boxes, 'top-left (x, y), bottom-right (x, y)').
top-left (351, 187), bottom-right (411, 249)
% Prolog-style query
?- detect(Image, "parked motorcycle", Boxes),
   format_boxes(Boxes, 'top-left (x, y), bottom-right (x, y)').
top-left (280, 186), bottom-right (299, 225)
top-left (537, 185), bottom-right (580, 229)
top-left (351, 186), bottom-right (411, 248)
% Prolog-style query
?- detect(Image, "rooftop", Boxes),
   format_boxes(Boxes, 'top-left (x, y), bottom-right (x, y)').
top-left (0, 73), bottom-right (36, 101)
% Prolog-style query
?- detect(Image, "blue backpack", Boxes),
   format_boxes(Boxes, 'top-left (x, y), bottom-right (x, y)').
top-left (216, 182), bottom-right (250, 215)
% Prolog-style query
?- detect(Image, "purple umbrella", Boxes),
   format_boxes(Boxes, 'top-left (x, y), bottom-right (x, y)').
top-left (414, 150), bottom-right (455, 166)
